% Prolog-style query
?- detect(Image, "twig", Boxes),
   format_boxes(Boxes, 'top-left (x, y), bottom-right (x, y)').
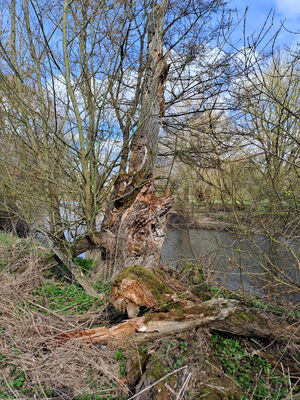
top-left (127, 366), bottom-right (187, 400)
top-left (26, 298), bottom-right (76, 326)
top-left (176, 371), bottom-right (191, 400)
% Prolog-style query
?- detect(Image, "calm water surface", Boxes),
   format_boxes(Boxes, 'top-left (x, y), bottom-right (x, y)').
top-left (161, 229), bottom-right (300, 304)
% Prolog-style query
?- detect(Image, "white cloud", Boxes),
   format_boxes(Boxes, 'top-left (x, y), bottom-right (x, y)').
top-left (275, 0), bottom-right (300, 18)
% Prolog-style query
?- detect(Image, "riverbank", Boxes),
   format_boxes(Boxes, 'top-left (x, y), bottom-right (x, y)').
top-left (168, 211), bottom-right (233, 231)
top-left (168, 208), bottom-right (300, 237)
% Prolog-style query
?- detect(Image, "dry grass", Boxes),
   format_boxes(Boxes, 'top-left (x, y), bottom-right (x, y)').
top-left (0, 253), bottom-right (127, 399)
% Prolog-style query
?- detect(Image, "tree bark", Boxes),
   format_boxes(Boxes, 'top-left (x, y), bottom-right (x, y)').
top-left (90, 184), bottom-right (173, 281)
top-left (89, 0), bottom-right (170, 280)
top-left (54, 267), bottom-right (299, 400)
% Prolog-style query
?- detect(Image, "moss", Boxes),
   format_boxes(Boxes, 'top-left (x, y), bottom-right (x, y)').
top-left (234, 311), bottom-right (258, 323)
top-left (125, 347), bottom-right (148, 386)
top-left (160, 300), bottom-right (183, 312)
top-left (144, 304), bottom-right (218, 324)
top-left (173, 305), bottom-right (217, 320)
top-left (227, 310), bottom-right (267, 328)
top-left (145, 308), bottom-right (187, 322)
top-left (113, 266), bottom-right (171, 307)
top-left (191, 287), bottom-right (212, 301)
top-left (173, 311), bottom-right (186, 321)
top-left (144, 356), bottom-right (177, 399)
top-left (144, 312), bottom-right (169, 323)
top-left (182, 262), bottom-right (205, 285)
top-left (145, 357), bottom-right (166, 381)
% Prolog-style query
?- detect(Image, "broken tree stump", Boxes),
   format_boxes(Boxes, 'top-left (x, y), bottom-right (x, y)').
top-left (110, 265), bottom-right (198, 318)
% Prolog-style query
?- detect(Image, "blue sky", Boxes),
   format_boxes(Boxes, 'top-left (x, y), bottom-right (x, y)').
top-left (229, 0), bottom-right (300, 47)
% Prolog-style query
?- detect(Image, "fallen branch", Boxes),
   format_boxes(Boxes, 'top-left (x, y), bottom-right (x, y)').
top-left (55, 298), bottom-right (300, 346)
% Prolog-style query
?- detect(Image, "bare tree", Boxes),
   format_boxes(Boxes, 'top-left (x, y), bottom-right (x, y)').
top-left (0, 0), bottom-right (233, 282)
top-left (233, 50), bottom-right (300, 219)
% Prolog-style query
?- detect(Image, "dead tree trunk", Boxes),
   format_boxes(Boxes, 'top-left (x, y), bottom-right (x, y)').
top-left (89, 0), bottom-right (171, 281)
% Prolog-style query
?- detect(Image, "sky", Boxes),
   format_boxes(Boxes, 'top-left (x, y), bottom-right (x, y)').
top-left (229, 0), bottom-right (300, 48)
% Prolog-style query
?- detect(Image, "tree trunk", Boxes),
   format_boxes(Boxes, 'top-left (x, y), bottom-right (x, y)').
top-left (89, 0), bottom-right (170, 281)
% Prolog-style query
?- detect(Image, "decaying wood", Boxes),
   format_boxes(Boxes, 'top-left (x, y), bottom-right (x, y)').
top-left (89, 183), bottom-right (173, 281)
top-left (55, 297), bottom-right (300, 346)
top-left (56, 265), bottom-right (299, 348)
top-left (110, 265), bottom-right (198, 318)
top-left (55, 298), bottom-right (237, 345)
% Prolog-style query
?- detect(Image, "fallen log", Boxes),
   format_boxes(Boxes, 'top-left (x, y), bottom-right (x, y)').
top-left (55, 297), bottom-right (299, 346)
top-left (55, 297), bottom-right (237, 345)
top-left (54, 265), bottom-right (299, 353)
top-left (52, 256), bottom-right (299, 400)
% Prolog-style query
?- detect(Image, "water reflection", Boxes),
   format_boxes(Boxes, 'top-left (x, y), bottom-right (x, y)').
top-left (161, 229), bottom-right (300, 304)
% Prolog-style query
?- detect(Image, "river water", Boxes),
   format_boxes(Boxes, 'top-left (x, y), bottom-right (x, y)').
top-left (161, 229), bottom-right (300, 304)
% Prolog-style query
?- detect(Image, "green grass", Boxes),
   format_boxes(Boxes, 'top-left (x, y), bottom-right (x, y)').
top-left (0, 232), bottom-right (19, 247)
top-left (74, 257), bottom-right (95, 274)
top-left (211, 334), bottom-right (298, 399)
top-left (115, 349), bottom-right (126, 378)
top-left (33, 279), bottom-right (111, 315)
top-left (0, 364), bottom-right (54, 398)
